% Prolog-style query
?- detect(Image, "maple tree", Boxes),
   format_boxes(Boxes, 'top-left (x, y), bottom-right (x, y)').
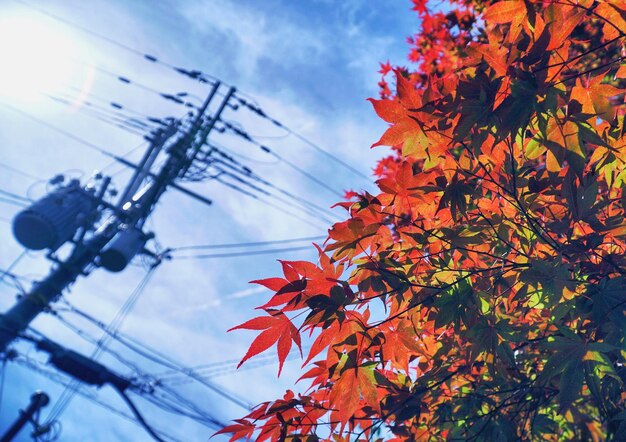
top-left (218, 0), bottom-right (626, 440)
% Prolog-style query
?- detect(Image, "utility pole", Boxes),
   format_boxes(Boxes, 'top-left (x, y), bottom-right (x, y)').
top-left (0, 392), bottom-right (49, 442)
top-left (0, 82), bottom-right (236, 355)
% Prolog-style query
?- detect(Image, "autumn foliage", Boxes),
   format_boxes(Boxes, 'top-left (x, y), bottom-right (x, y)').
top-left (219, 0), bottom-right (626, 440)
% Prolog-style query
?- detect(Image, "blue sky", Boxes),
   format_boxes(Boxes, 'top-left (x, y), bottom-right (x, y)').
top-left (0, 1), bottom-right (416, 440)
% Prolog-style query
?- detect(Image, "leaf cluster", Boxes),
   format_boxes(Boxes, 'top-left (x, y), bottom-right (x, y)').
top-left (221, 1), bottom-right (626, 440)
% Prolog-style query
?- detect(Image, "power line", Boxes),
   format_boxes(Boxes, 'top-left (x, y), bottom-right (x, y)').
top-left (207, 146), bottom-right (342, 222)
top-left (210, 175), bottom-right (329, 230)
top-left (0, 100), bottom-right (116, 157)
top-left (114, 387), bottom-right (166, 442)
top-left (234, 97), bottom-right (372, 180)
top-left (11, 353), bottom-right (183, 442)
top-left (0, 358), bottom-right (6, 419)
top-left (18, 334), bottom-right (224, 435)
top-left (169, 235), bottom-right (325, 251)
top-left (0, 251), bottom-right (28, 291)
top-left (205, 162), bottom-right (338, 225)
top-left (4, 102), bottom-right (327, 228)
top-left (221, 122), bottom-right (345, 198)
top-left (0, 188), bottom-right (32, 203)
top-left (16, 330), bottom-right (225, 440)
top-left (45, 266), bottom-right (158, 423)
top-left (0, 196), bottom-right (27, 208)
top-left (13, 0), bottom-right (371, 183)
top-left (11, 0), bottom-right (217, 84)
top-left (48, 300), bottom-right (252, 410)
top-left (0, 161), bottom-right (44, 181)
top-left (172, 245), bottom-right (312, 260)
top-left (43, 93), bottom-right (152, 138)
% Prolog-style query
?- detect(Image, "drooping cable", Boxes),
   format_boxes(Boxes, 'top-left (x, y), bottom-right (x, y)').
top-left (210, 175), bottom-right (329, 230)
top-left (0, 196), bottom-right (27, 208)
top-left (233, 97), bottom-right (372, 180)
top-left (0, 357), bottom-right (6, 418)
top-left (221, 122), bottom-right (345, 198)
top-left (11, 353), bottom-right (182, 442)
top-left (113, 386), bottom-right (166, 442)
top-left (0, 250), bottom-right (28, 290)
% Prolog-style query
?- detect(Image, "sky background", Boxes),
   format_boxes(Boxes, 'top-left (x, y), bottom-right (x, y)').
top-left (0, 1), bottom-right (417, 440)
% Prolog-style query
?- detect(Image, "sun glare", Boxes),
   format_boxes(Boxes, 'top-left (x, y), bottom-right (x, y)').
top-left (0, 15), bottom-right (84, 103)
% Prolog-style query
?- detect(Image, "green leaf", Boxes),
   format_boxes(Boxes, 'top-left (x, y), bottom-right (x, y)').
top-left (559, 356), bottom-right (584, 411)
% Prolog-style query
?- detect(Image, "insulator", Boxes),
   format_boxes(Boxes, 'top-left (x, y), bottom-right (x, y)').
top-left (99, 228), bottom-right (147, 272)
top-left (49, 174), bottom-right (64, 185)
top-left (12, 182), bottom-right (95, 250)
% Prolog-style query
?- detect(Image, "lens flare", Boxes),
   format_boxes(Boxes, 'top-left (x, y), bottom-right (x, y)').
top-left (0, 15), bottom-right (85, 103)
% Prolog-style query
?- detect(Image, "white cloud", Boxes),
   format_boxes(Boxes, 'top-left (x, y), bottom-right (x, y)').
top-left (179, 0), bottom-right (326, 78)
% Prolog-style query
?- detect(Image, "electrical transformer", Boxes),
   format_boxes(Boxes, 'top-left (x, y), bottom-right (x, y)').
top-left (12, 181), bottom-right (95, 251)
top-left (99, 228), bottom-right (147, 272)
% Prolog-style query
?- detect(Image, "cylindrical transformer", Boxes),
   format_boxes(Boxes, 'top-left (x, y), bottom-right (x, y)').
top-left (12, 183), bottom-right (95, 250)
top-left (99, 228), bottom-right (146, 272)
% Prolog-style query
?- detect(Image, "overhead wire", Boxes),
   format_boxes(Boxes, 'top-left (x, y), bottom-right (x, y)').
top-left (169, 235), bottom-right (325, 251)
top-left (209, 175), bottom-right (329, 230)
top-left (206, 146), bottom-right (342, 222)
top-left (114, 387), bottom-right (167, 442)
top-left (11, 0), bottom-right (218, 84)
top-left (233, 97), bottom-right (372, 181)
top-left (185, 144), bottom-right (335, 229)
top-left (173, 245), bottom-right (313, 260)
top-left (45, 266), bottom-right (158, 423)
top-left (220, 122), bottom-right (345, 198)
top-left (0, 356), bottom-right (6, 418)
top-left (0, 270), bottom-right (27, 295)
top-left (0, 161), bottom-right (44, 181)
top-left (0, 188), bottom-right (32, 203)
top-left (13, 0), bottom-right (371, 183)
top-left (45, 313), bottom-right (147, 376)
top-left (17, 330), bottom-right (223, 435)
top-left (0, 100), bottom-right (118, 157)
top-left (212, 142), bottom-right (280, 164)
top-left (0, 196), bottom-right (28, 208)
top-left (11, 352), bottom-right (183, 442)
top-left (203, 161), bottom-right (338, 225)
top-left (51, 299), bottom-right (252, 410)
top-left (161, 351), bottom-right (303, 386)
top-left (140, 385), bottom-right (226, 429)
top-left (43, 93), bottom-right (151, 138)
top-left (0, 250), bottom-right (28, 291)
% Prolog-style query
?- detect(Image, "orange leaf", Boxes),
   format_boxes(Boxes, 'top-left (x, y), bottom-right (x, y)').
top-left (250, 277), bottom-right (289, 291)
top-left (231, 313), bottom-right (302, 374)
top-left (330, 368), bottom-right (360, 422)
top-left (237, 327), bottom-right (282, 368)
top-left (212, 420), bottom-right (255, 441)
top-left (483, 1), bottom-right (526, 25)
top-left (368, 98), bottom-right (404, 123)
top-left (229, 316), bottom-right (277, 331)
